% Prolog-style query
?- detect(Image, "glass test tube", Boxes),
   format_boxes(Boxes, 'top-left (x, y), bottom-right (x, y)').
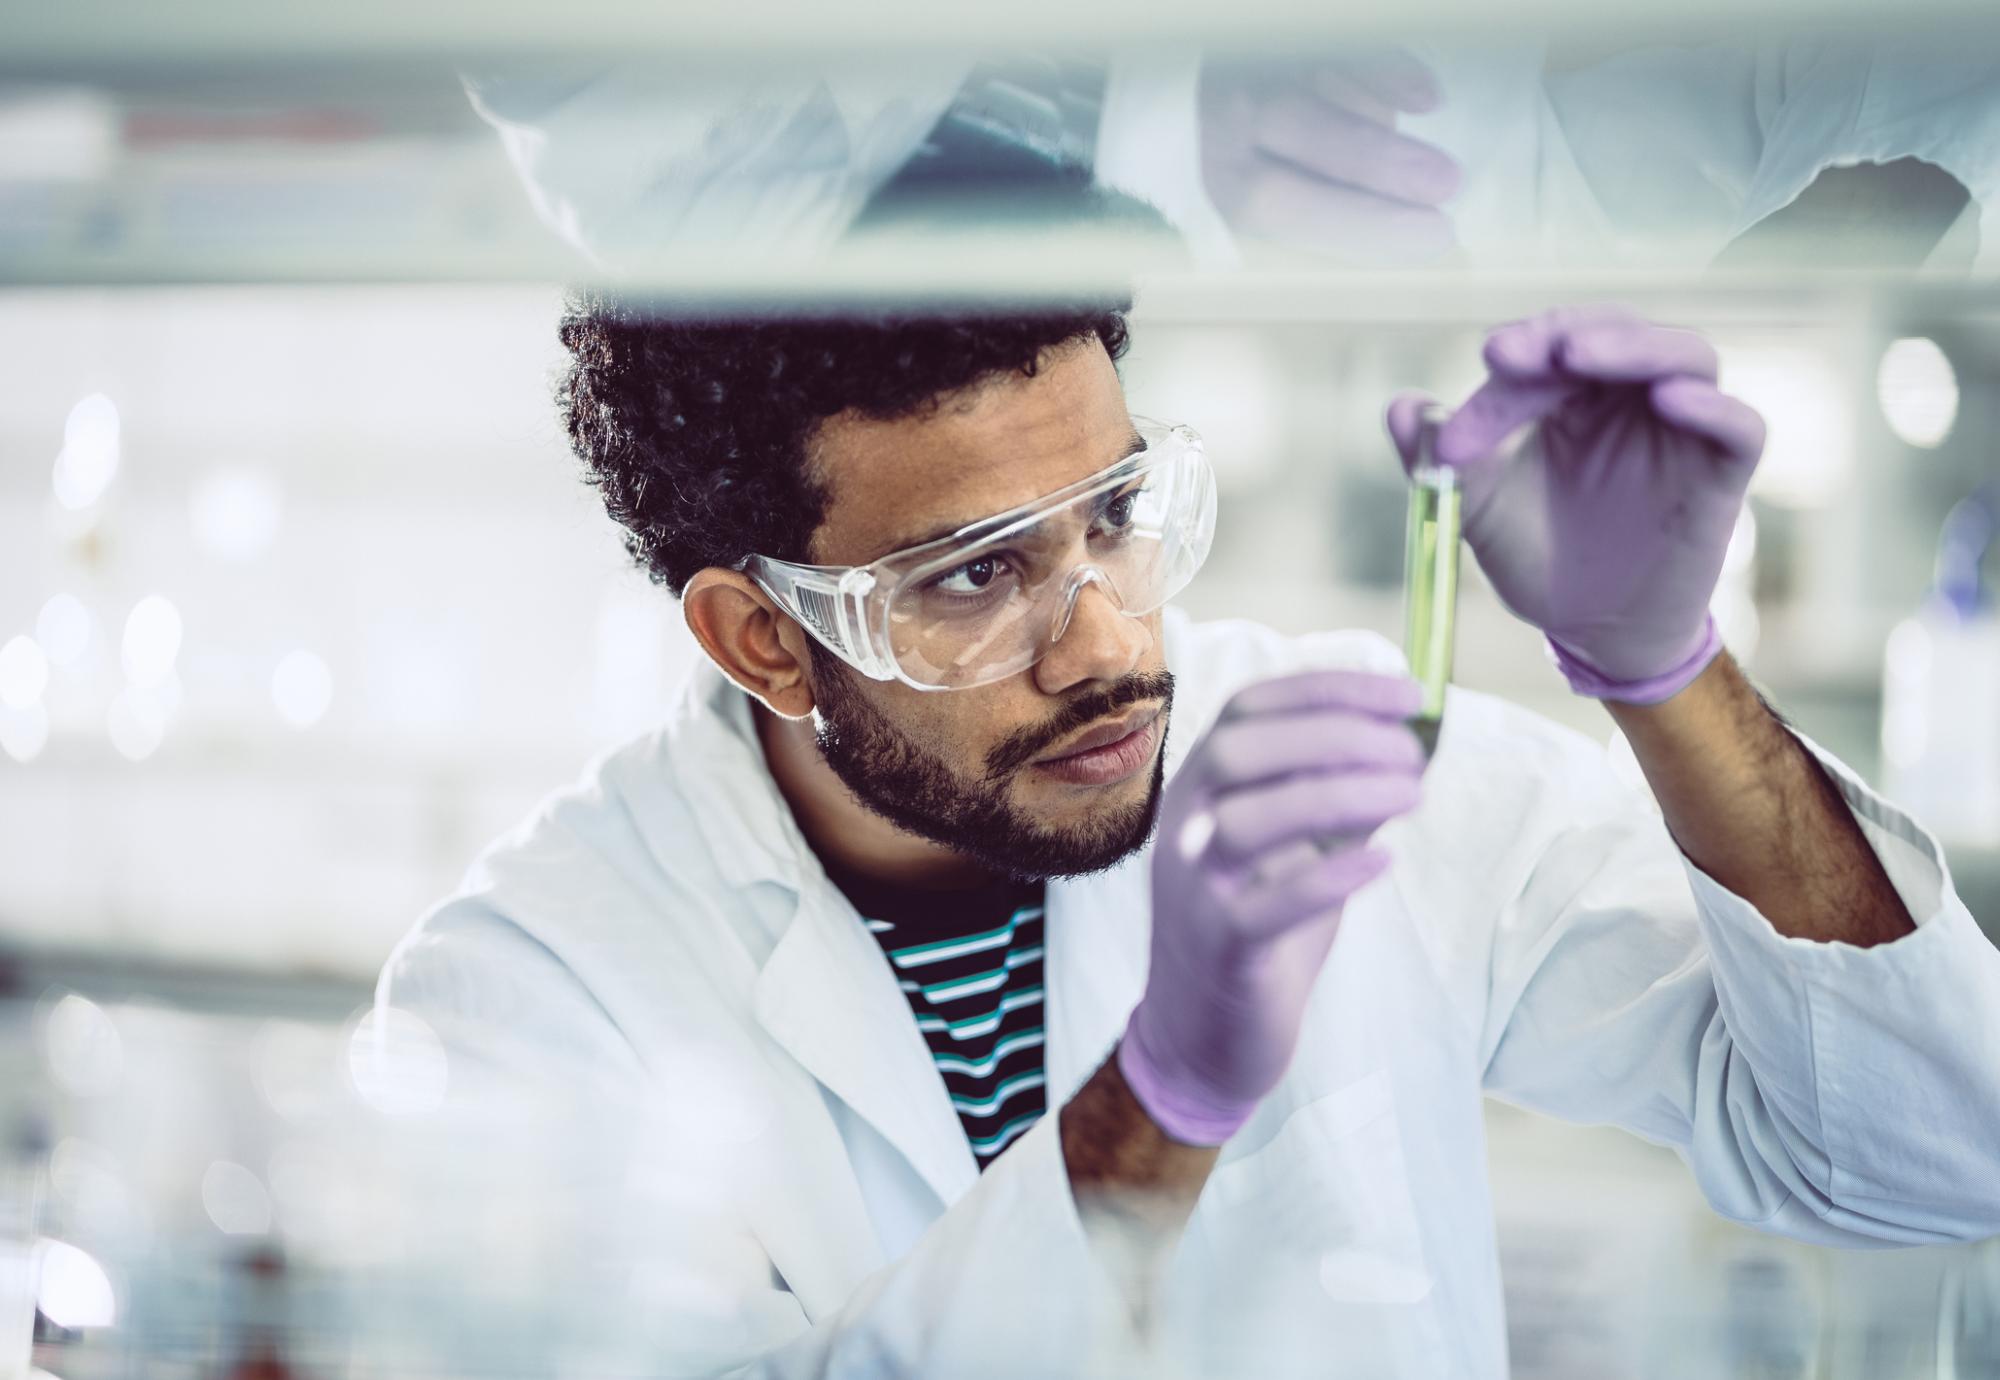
top-left (1401, 404), bottom-right (1461, 758)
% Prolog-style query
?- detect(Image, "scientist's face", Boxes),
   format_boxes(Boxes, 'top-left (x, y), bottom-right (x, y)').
top-left (802, 336), bottom-right (1174, 880)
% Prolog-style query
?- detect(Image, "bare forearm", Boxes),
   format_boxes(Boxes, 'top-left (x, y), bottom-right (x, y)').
top-left (1605, 652), bottom-right (1913, 947)
top-left (1060, 1049), bottom-right (1218, 1324)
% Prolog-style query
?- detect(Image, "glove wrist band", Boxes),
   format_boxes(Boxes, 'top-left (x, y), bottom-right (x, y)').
top-left (1115, 1008), bottom-right (1254, 1148)
top-left (1545, 613), bottom-right (1723, 706)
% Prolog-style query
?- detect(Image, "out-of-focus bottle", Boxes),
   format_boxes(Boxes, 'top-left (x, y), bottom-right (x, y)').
top-left (213, 1248), bottom-right (306, 1380)
top-left (1882, 485), bottom-right (2000, 846)
top-left (0, 1115), bottom-right (49, 1380)
top-left (1402, 403), bottom-right (1462, 758)
top-left (1940, 1240), bottom-right (2000, 1378)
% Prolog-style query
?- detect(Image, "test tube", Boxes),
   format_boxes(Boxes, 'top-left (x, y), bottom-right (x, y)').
top-left (1401, 404), bottom-right (1461, 758)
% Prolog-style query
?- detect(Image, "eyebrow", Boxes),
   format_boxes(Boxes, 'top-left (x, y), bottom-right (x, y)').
top-left (864, 427), bottom-right (1150, 563)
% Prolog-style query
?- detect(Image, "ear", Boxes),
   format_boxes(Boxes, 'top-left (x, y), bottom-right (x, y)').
top-left (682, 569), bottom-right (817, 720)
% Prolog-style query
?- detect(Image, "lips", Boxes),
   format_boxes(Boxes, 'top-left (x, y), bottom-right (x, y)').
top-left (1038, 706), bottom-right (1160, 763)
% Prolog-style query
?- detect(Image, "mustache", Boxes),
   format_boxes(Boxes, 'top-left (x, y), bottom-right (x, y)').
top-left (985, 669), bottom-right (1176, 779)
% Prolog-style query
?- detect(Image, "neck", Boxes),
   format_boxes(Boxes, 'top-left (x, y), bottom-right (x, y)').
top-left (752, 698), bottom-right (998, 892)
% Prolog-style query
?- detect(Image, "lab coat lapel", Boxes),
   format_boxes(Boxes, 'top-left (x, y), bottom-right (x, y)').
top-left (1042, 620), bottom-right (1187, 1103)
top-left (669, 660), bottom-right (980, 1209)
top-left (1044, 857), bottom-right (1151, 1104)
top-left (754, 878), bottom-right (982, 1210)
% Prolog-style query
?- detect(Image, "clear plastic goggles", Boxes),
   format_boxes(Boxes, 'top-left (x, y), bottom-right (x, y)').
top-left (741, 417), bottom-right (1216, 691)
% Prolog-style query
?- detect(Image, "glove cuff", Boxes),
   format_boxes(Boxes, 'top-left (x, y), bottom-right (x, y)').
top-left (1545, 614), bottom-right (1724, 706)
top-left (1115, 1007), bottom-right (1254, 1148)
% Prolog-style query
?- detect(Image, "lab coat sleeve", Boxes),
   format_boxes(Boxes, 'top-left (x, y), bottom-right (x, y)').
top-left (377, 898), bottom-right (650, 1095)
top-left (1731, 42), bottom-right (2000, 267)
top-left (1545, 40), bottom-right (2000, 267)
top-left (1477, 721), bottom-right (2000, 1248)
top-left (382, 904), bottom-right (1140, 1379)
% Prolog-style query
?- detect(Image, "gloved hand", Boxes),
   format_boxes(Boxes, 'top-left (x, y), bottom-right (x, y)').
top-left (1118, 669), bottom-right (1426, 1146)
top-left (1387, 306), bottom-right (1766, 704)
top-left (1198, 49), bottom-right (1460, 266)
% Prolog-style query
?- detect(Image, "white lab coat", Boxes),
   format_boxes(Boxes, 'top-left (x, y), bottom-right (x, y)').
top-left (379, 605), bottom-right (2000, 1378)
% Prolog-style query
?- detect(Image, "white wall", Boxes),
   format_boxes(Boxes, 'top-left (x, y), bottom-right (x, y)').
top-left (0, 286), bottom-right (702, 977)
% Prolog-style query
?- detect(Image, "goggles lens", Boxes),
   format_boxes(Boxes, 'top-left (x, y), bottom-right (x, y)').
top-left (876, 423), bottom-right (1214, 688)
top-left (740, 420), bottom-right (1216, 692)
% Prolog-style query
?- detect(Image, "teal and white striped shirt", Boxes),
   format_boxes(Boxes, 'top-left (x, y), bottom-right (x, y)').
top-left (824, 857), bottom-right (1049, 1169)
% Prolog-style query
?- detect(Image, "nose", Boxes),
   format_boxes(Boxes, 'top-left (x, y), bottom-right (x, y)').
top-left (1032, 572), bottom-right (1150, 695)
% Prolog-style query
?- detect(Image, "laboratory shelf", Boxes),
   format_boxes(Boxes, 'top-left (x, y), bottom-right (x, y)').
top-left (4, 19), bottom-right (2000, 291)
top-left (7, 0), bottom-right (2000, 67)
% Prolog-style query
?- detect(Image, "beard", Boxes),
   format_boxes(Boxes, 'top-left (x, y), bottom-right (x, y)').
top-left (806, 656), bottom-right (1175, 883)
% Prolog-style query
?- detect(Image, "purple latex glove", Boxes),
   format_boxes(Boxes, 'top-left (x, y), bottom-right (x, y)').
top-left (1118, 669), bottom-right (1426, 1146)
top-left (1199, 49), bottom-right (1461, 266)
top-left (1387, 306), bottom-right (1767, 704)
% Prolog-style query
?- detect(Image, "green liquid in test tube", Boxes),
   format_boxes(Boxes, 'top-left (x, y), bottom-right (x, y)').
top-left (1402, 404), bottom-right (1461, 758)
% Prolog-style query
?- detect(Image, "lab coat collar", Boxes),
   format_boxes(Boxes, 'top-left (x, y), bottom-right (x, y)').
top-left (671, 656), bottom-right (809, 892)
top-left (756, 881), bottom-right (982, 1207)
top-left (670, 655), bottom-right (984, 1207)
top-left (1041, 858), bottom-right (1151, 1105)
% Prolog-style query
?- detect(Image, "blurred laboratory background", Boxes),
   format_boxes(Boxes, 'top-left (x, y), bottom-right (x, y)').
top-left (5, 3), bottom-right (2000, 1375)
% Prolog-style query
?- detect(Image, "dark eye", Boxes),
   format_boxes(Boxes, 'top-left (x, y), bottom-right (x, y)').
top-left (931, 555), bottom-right (1006, 596)
top-left (1098, 489), bottom-right (1140, 532)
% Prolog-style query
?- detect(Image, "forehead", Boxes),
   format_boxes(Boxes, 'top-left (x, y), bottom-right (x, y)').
top-left (806, 336), bottom-right (1134, 566)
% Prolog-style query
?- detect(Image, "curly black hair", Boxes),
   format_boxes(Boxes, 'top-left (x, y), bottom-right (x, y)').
top-left (557, 299), bottom-right (1133, 597)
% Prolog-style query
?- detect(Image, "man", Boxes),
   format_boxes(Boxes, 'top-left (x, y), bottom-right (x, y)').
top-left (380, 299), bottom-right (2000, 1377)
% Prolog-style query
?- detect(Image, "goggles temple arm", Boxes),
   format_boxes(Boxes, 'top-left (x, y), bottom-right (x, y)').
top-left (834, 567), bottom-right (884, 677)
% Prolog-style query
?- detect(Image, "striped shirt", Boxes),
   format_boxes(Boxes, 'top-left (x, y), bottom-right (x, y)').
top-left (822, 857), bottom-right (1048, 1171)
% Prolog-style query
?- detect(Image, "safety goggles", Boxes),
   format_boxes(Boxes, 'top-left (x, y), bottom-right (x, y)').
top-left (739, 417), bottom-right (1216, 691)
